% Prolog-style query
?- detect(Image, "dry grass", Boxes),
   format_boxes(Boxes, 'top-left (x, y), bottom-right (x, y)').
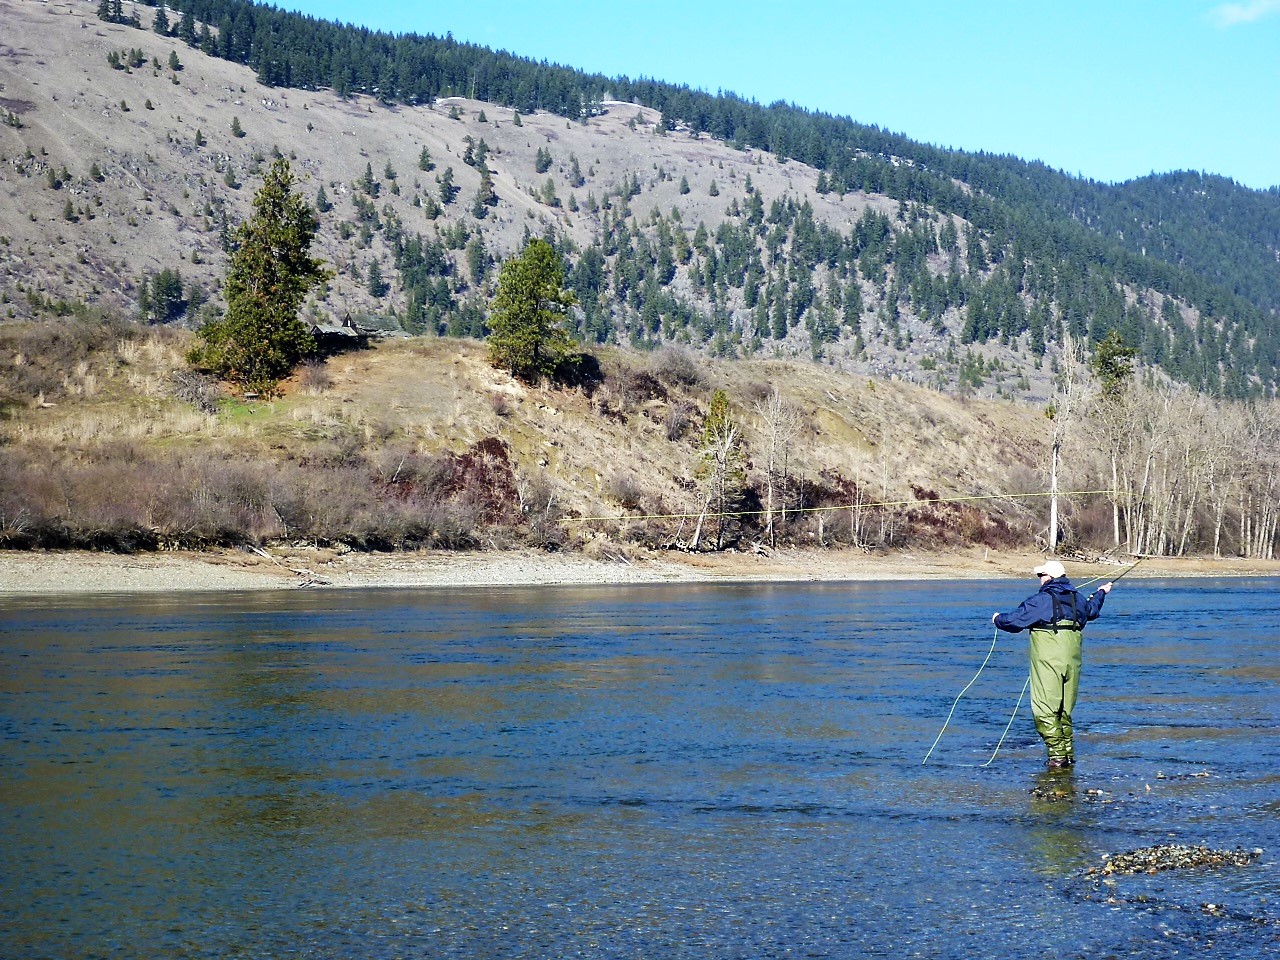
top-left (0, 310), bottom-right (1068, 553)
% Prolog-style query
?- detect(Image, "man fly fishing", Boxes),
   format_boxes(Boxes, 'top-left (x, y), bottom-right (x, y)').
top-left (992, 560), bottom-right (1113, 770)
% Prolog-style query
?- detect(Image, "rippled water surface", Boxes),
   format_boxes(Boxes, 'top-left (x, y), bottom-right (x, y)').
top-left (2, 577), bottom-right (1278, 958)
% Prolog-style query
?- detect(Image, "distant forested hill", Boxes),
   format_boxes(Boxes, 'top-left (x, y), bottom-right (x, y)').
top-left (54, 0), bottom-right (1280, 398)
top-left (136, 0), bottom-right (1280, 396)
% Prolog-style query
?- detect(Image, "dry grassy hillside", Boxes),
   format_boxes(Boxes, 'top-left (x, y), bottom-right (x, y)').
top-left (0, 316), bottom-right (1066, 554)
top-left (0, 0), bottom-right (1099, 558)
top-left (1, 0), bottom-right (1038, 392)
top-left (0, 0), bottom-right (880, 309)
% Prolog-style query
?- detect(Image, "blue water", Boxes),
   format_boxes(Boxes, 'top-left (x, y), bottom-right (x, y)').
top-left (2, 577), bottom-right (1277, 958)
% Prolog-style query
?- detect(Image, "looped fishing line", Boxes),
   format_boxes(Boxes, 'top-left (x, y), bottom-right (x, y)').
top-left (921, 626), bottom-right (1001, 765)
top-left (981, 673), bottom-right (1029, 767)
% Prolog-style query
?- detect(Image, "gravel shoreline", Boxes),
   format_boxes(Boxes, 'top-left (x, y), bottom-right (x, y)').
top-left (2, 546), bottom-right (1276, 595)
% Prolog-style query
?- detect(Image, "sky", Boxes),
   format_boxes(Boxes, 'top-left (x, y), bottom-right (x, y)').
top-left (282, 1), bottom-right (1280, 190)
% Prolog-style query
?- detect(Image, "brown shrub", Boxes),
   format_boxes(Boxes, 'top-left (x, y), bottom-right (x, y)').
top-left (0, 317), bottom-right (137, 404)
top-left (614, 368), bottom-right (668, 408)
top-left (297, 361), bottom-right (334, 396)
top-left (171, 368), bottom-right (222, 413)
top-left (489, 391), bottom-right (512, 417)
top-left (652, 345), bottom-right (703, 389)
top-left (664, 398), bottom-right (697, 441)
top-left (605, 472), bottom-right (645, 510)
top-left (743, 380), bottom-right (773, 404)
top-left (0, 435), bottom-right (529, 553)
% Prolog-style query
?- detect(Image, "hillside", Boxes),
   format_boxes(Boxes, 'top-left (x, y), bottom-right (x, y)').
top-left (3, 0), bottom-right (1280, 563)
top-left (0, 315), bottom-right (1062, 554)
top-left (3, 0), bottom-right (1280, 403)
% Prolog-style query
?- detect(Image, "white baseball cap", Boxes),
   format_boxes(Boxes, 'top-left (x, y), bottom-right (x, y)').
top-left (1033, 560), bottom-right (1066, 579)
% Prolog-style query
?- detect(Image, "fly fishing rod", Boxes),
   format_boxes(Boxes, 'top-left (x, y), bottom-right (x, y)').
top-left (922, 554), bottom-right (1145, 766)
top-left (1077, 554), bottom-right (1146, 588)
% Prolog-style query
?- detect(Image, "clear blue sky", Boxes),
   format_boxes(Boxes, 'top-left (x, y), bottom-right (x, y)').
top-left (283, 0), bottom-right (1279, 190)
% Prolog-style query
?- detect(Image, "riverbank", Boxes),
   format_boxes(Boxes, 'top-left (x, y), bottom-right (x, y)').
top-left (1, 545), bottom-right (1277, 595)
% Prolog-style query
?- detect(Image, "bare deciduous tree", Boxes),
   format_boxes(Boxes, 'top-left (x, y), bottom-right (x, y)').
top-left (753, 386), bottom-right (802, 547)
top-left (690, 389), bottom-right (746, 551)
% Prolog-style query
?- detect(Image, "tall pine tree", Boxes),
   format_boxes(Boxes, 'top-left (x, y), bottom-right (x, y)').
top-left (189, 159), bottom-right (331, 393)
top-left (486, 239), bottom-right (577, 383)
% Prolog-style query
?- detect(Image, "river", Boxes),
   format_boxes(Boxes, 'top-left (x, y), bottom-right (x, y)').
top-left (2, 578), bottom-right (1277, 958)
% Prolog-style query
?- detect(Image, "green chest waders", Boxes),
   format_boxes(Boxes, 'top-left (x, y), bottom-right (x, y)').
top-left (1028, 622), bottom-right (1083, 761)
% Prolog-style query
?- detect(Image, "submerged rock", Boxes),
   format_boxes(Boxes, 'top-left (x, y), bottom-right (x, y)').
top-left (1088, 844), bottom-right (1262, 876)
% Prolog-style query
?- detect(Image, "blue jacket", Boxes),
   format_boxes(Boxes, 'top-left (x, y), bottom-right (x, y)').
top-left (994, 576), bottom-right (1106, 633)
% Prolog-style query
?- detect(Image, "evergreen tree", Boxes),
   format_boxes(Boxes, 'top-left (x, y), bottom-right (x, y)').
top-left (230, 115), bottom-right (245, 138)
top-left (438, 166), bottom-right (456, 204)
top-left (189, 159), bottom-right (331, 394)
top-left (487, 238), bottom-right (578, 382)
top-left (143, 268), bottom-right (187, 322)
top-left (367, 260), bottom-right (387, 297)
top-left (466, 236), bottom-right (488, 286)
top-left (477, 164), bottom-right (497, 207)
top-left (153, 4), bottom-right (170, 35)
top-left (1090, 330), bottom-right (1138, 398)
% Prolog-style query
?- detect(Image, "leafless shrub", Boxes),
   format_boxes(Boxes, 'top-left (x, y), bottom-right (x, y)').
top-left (1068, 498), bottom-right (1113, 547)
top-left (387, 437), bottom-right (520, 528)
top-left (605, 471), bottom-right (644, 510)
top-left (590, 383), bottom-right (627, 422)
top-left (0, 437), bottom-right (506, 552)
top-left (518, 471), bottom-right (556, 517)
top-left (171, 368), bottom-right (222, 413)
top-left (519, 480), bottom-right (567, 551)
top-left (298, 361), bottom-right (334, 396)
top-left (490, 391), bottom-right (512, 417)
top-left (0, 450), bottom-right (44, 546)
top-left (267, 462), bottom-right (373, 544)
top-left (664, 398), bottom-right (697, 441)
top-left (417, 498), bottom-right (482, 549)
top-left (652, 345), bottom-right (703, 389)
top-left (619, 518), bottom-right (673, 547)
top-left (3, 361), bottom-right (60, 405)
top-left (360, 416), bottom-right (396, 444)
top-left (1, 319), bottom-right (155, 408)
top-left (146, 455), bottom-right (286, 546)
top-left (612, 368), bottom-right (668, 409)
top-left (302, 424), bottom-right (368, 469)
top-left (743, 380), bottom-right (773, 404)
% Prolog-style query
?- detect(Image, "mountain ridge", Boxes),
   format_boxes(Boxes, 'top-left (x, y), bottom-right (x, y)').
top-left (3, 0), bottom-right (1280, 564)
top-left (2, 0), bottom-right (1279, 402)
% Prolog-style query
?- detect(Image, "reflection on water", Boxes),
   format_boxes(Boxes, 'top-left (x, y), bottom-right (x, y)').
top-left (2, 579), bottom-right (1278, 958)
